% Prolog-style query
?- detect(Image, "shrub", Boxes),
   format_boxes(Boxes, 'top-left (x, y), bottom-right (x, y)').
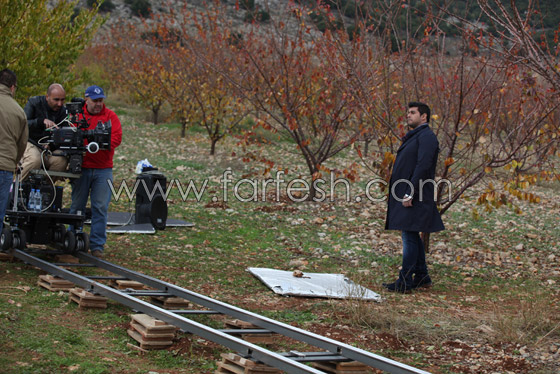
top-left (87, 0), bottom-right (115, 12)
top-left (244, 10), bottom-right (270, 23)
top-left (125, 0), bottom-right (151, 18)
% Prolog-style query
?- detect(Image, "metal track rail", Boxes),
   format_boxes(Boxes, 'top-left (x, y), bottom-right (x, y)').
top-left (12, 249), bottom-right (430, 374)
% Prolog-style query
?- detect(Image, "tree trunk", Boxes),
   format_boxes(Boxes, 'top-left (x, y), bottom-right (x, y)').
top-left (152, 108), bottom-right (159, 125)
top-left (181, 121), bottom-right (186, 138)
top-left (210, 138), bottom-right (217, 155)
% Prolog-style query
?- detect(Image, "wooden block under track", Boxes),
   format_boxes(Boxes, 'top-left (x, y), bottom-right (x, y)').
top-left (224, 320), bottom-right (276, 344)
top-left (130, 314), bottom-right (177, 334)
top-left (312, 360), bottom-right (369, 373)
top-left (129, 321), bottom-right (176, 340)
top-left (150, 295), bottom-right (191, 308)
top-left (112, 279), bottom-right (146, 290)
top-left (0, 252), bottom-right (14, 261)
top-left (69, 288), bottom-right (107, 309)
top-left (54, 254), bottom-right (80, 263)
top-left (127, 329), bottom-right (173, 350)
top-left (215, 353), bottom-right (282, 374)
top-left (38, 275), bottom-right (75, 291)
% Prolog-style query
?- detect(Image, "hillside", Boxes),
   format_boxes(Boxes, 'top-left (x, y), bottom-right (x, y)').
top-left (84, 0), bottom-right (560, 42)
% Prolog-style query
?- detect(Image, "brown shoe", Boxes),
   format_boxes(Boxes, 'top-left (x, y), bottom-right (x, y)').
top-left (91, 250), bottom-right (103, 258)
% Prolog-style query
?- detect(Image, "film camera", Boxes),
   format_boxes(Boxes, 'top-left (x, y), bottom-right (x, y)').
top-left (48, 99), bottom-right (112, 174)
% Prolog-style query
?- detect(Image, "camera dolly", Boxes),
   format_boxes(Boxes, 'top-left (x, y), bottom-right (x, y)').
top-left (0, 170), bottom-right (89, 254)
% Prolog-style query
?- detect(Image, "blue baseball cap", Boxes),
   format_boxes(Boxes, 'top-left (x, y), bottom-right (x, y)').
top-left (85, 85), bottom-right (106, 99)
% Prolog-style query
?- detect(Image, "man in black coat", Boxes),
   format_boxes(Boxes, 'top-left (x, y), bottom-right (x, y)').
top-left (20, 83), bottom-right (68, 180)
top-left (383, 102), bottom-right (444, 293)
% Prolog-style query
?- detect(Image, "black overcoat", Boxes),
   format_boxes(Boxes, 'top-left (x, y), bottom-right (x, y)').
top-left (385, 124), bottom-right (445, 233)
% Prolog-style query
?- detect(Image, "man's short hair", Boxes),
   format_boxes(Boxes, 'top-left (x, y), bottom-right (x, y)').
top-left (47, 83), bottom-right (65, 95)
top-left (408, 101), bottom-right (431, 123)
top-left (0, 69), bottom-right (17, 88)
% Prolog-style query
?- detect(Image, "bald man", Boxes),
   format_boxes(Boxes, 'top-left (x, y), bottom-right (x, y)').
top-left (20, 83), bottom-right (69, 180)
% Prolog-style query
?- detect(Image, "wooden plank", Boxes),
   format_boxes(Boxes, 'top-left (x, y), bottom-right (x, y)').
top-left (216, 361), bottom-right (245, 374)
top-left (113, 280), bottom-right (146, 290)
top-left (225, 319), bottom-right (258, 329)
top-left (70, 295), bottom-right (107, 309)
top-left (127, 329), bottom-right (173, 350)
top-left (69, 288), bottom-right (107, 309)
top-left (38, 281), bottom-right (73, 292)
top-left (219, 353), bottom-right (282, 373)
top-left (38, 275), bottom-right (75, 291)
top-left (131, 314), bottom-right (177, 333)
top-left (312, 361), bottom-right (369, 373)
top-left (54, 254), bottom-right (79, 263)
top-left (221, 353), bottom-right (258, 368)
top-left (224, 320), bottom-right (276, 344)
top-left (0, 252), bottom-right (14, 261)
top-left (150, 296), bottom-right (191, 308)
top-left (241, 334), bottom-right (276, 344)
top-left (69, 288), bottom-right (107, 301)
top-left (130, 321), bottom-right (176, 340)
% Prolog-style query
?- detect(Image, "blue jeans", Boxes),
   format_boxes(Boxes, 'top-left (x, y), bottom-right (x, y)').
top-left (0, 171), bottom-right (13, 233)
top-left (69, 168), bottom-right (113, 252)
top-left (399, 231), bottom-right (428, 287)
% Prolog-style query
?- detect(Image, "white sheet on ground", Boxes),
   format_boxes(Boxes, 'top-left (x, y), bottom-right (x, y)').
top-left (247, 267), bottom-right (381, 301)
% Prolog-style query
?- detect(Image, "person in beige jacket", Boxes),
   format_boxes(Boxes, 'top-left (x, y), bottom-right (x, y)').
top-left (0, 69), bottom-right (28, 233)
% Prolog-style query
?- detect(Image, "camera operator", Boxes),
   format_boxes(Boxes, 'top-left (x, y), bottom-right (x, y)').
top-left (69, 85), bottom-right (122, 258)
top-left (0, 69), bottom-right (28, 233)
top-left (20, 83), bottom-right (69, 180)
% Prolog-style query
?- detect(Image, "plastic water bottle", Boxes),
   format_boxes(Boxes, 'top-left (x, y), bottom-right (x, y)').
top-left (36, 189), bottom-right (42, 211)
top-left (28, 189), bottom-right (36, 211)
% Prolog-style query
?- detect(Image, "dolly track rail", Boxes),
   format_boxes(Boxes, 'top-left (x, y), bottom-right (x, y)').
top-left (13, 249), bottom-right (430, 374)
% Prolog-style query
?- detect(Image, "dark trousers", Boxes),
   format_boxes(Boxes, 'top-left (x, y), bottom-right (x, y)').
top-left (399, 231), bottom-right (428, 286)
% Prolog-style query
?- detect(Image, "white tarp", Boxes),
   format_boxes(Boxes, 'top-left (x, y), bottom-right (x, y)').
top-left (247, 267), bottom-right (381, 302)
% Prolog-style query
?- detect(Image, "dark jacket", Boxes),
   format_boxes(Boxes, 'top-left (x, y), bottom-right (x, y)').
top-left (0, 85), bottom-right (28, 172)
top-left (385, 124), bottom-right (444, 233)
top-left (23, 95), bottom-right (67, 146)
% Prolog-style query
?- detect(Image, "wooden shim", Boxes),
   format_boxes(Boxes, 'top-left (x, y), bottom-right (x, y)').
top-left (312, 361), bottom-right (369, 373)
top-left (38, 275), bottom-right (75, 291)
top-left (127, 329), bottom-right (172, 350)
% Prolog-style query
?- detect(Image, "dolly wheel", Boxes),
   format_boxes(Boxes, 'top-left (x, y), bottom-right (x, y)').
top-left (13, 229), bottom-right (26, 250)
top-left (0, 226), bottom-right (12, 251)
top-left (53, 224), bottom-right (67, 243)
top-left (76, 232), bottom-right (89, 253)
top-left (63, 231), bottom-right (76, 253)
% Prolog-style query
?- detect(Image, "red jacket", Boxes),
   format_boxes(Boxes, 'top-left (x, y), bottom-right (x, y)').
top-left (80, 103), bottom-right (122, 169)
